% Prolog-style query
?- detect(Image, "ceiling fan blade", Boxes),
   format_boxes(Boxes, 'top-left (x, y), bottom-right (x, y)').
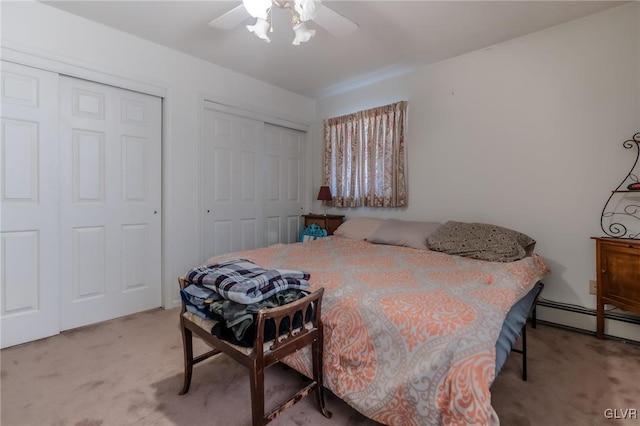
top-left (313, 4), bottom-right (359, 38)
top-left (209, 5), bottom-right (249, 30)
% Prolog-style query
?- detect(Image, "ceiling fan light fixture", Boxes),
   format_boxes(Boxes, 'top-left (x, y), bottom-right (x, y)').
top-left (292, 22), bottom-right (315, 45)
top-left (209, 0), bottom-right (358, 41)
top-left (247, 18), bottom-right (272, 42)
top-left (242, 0), bottom-right (321, 44)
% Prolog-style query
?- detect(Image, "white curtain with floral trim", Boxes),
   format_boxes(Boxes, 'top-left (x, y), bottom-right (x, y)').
top-left (323, 101), bottom-right (407, 207)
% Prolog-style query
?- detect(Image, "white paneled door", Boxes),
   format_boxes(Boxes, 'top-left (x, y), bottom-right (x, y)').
top-left (263, 124), bottom-right (305, 245)
top-left (201, 107), bottom-right (305, 260)
top-left (202, 109), bottom-right (265, 257)
top-left (1, 61), bottom-right (61, 347)
top-left (58, 77), bottom-right (161, 331)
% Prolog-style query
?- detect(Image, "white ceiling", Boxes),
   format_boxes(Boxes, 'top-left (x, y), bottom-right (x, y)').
top-left (45, 1), bottom-right (625, 99)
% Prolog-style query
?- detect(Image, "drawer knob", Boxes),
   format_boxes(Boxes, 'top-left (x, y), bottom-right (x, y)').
top-left (601, 269), bottom-right (606, 273)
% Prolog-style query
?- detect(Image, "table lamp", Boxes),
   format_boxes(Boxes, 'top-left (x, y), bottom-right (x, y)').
top-left (317, 185), bottom-right (332, 216)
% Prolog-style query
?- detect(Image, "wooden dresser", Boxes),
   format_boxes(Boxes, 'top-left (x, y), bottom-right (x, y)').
top-left (302, 214), bottom-right (345, 236)
top-left (592, 237), bottom-right (640, 339)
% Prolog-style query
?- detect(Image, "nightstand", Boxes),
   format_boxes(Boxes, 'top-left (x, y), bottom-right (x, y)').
top-left (592, 237), bottom-right (640, 339)
top-left (302, 214), bottom-right (345, 236)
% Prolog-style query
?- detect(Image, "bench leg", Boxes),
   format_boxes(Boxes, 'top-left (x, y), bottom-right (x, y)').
top-left (312, 338), bottom-right (332, 419)
top-left (179, 325), bottom-right (194, 395)
top-left (250, 362), bottom-right (265, 426)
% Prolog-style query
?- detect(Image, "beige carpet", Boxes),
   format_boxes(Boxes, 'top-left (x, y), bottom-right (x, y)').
top-left (1, 307), bottom-right (639, 426)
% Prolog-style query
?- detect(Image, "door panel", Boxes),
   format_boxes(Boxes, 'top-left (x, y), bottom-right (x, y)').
top-left (201, 108), bottom-right (306, 260)
top-left (72, 226), bottom-right (106, 300)
top-left (1, 61), bottom-right (60, 348)
top-left (58, 76), bottom-right (161, 330)
top-left (263, 124), bottom-right (305, 245)
top-left (202, 109), bottom-right (264, 258)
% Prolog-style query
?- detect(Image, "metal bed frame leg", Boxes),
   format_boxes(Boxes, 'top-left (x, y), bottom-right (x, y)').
top-left (511, 282), bottom-right (543, 382)
top-left (523, 282), bottom-right (544, 381)
top-left (520, 302), bottom-right (535, 382)
top-left (511, 325), bottom-right (528, 382)
top-left (531, 304), bottom-right (537, 329)
top-left (521, 324), bottom-right (527, 381)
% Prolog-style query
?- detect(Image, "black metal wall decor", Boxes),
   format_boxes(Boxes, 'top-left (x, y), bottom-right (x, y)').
top-left (600, 132), bottom-right (640, 239)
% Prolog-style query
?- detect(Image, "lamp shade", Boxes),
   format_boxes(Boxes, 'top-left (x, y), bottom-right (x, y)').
top-left (294, 0), bottom-right (321, 22)
top-left (317, 185), bottom-right (332, 201)
top-left (243, 0), bottom-right (271, 19)
top-left (292, 22), bottom-right (315, 45)
top-left (247, 18), bottom-right (271, 42)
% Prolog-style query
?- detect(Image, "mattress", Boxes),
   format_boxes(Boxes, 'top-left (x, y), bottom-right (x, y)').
top-left (494, 281), bottom-right (543, 378)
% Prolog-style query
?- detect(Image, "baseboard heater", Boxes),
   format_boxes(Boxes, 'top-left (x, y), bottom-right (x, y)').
top-left (537, 299), bottom-right (640, 326)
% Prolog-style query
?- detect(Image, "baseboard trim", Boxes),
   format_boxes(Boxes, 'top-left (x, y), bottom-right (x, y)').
top-left (536, 300), bottom-right (640, 343)
top-left (535, 320), bottom-right (640, 346)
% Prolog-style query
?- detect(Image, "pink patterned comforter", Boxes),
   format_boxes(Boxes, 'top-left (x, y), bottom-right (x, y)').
top-left (206, 237), bottom-right (550, 425)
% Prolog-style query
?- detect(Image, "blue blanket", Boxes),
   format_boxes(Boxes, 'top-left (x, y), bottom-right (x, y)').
top-left (185, 259), bottom-right (310, 304)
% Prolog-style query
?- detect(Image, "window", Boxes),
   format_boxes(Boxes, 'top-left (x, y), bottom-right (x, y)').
top-left (323, 101), bottom-right (407, 207)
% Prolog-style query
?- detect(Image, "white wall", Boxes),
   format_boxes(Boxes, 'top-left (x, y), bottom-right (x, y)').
top-left (3, 1), bottom-right (639, 336)
top-left (1, 1), bottom-right (316, 308)
top-left (314, 3), bottom-right (640, 332)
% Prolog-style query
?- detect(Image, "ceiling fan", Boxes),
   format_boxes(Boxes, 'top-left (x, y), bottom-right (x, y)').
top-left (209, 0), bottom-right (359, 45)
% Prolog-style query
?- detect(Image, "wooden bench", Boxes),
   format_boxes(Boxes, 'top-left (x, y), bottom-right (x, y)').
top-left (178, 277), bottom-right (332, 425)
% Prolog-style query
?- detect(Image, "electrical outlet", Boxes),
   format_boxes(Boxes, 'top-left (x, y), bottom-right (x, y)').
top-left (589, 280), bottom-right (598, 295)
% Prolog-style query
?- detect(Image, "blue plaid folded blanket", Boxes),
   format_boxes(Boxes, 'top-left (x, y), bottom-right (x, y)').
top-left (185, 259), bottom-right (310, 304)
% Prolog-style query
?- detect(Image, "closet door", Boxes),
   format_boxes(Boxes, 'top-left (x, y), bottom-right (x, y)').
top-left (58, 76), bottom-right (162, 330)
top-left (263, 124), bottom-right (305, 245)
top-left (1, 61), bottom-right (60, 348)
top-left (202, 108), bottom-right (265, 258)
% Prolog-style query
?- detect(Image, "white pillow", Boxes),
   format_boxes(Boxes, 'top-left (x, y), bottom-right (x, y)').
top-left (333, 217), bottom-right (384, 240)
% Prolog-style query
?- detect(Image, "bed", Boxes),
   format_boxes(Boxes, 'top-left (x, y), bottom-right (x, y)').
top-left (185, 219), bottom-right (550, 426)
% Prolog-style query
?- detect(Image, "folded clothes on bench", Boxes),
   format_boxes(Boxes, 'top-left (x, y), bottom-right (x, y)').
top-left (212, 289), bottom-right (312, 347)
top-left (182, 258), bottom-right (313, 346)
top-left (185, 258), bottom-right (310, 304)
top-left (181, 285), bottom-right (311, 347)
